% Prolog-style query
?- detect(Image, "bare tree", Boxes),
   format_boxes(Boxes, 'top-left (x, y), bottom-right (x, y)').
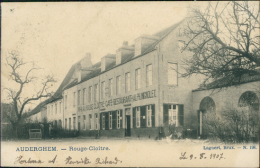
top-left (3, 50), bottom-right (56, 139)
top-left (182, 2), bottom-right (260, 86)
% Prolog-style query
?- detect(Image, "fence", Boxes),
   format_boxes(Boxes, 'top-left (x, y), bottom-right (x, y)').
top-left (29, 129), bottom-right (42, 139)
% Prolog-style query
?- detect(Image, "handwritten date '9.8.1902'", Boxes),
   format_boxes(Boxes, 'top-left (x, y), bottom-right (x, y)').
top-left (179, 152), bottom-right (225, 160)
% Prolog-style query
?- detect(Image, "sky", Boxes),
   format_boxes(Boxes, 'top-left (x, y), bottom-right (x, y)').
top-left (1, 2), bottom-right (190, 107)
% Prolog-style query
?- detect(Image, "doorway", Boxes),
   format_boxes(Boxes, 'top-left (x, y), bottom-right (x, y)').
top-left (125, 108), bottom-right (131, 137)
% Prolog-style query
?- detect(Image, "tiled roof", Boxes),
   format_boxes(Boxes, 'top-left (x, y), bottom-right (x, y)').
top-left (193, 73), bottom-right (260, 92)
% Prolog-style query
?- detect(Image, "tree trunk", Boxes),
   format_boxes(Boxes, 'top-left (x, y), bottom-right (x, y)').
top-left (11, 123), bottom-right (18, 140)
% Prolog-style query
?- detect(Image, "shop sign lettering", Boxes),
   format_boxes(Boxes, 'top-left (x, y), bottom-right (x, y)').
top-left (78, 90), bottom-right (156, 112)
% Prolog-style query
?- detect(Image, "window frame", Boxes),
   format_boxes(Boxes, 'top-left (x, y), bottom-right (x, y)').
top-left (78, 90), bottom-right (81, 105)
top-left (73, 117), bottom-right (76, 130)
top-left (125, 72), bottom-right (130, 93)
top-left (69, 118), bottom-right (71, 130)
top-left (109, 78), bottom-right (113, 97)
top-left (135, 68), bottom-right (141, 90)
top-left (89, 86), bottom-right (92, 102)
top-left (101, 81), bottom-right (105, 99)
top-left (94, 84), bottom-right (98, 102)
top-left (168, 105), bottom-right (177, 126)
top-left (146, 105), bottom-right (152, 127)
top-left (136, 107), bottom-right (140, 128)
top-left (95, 113), bottom-right (99, 130)
top-left (59, 102), bottom-right (61, 113)
top-left (89, 114), bottom-right (92, 130)
top-left (65, 95), bottom-right (67, 109)
top-left (82, 88), bottom-right (86, 105)
top-left (109, 111), bottom-right (112, 129)
top-left (55, 103), bottom-right (57, 114)
top-left (116, 75), bottom-right (121, 95)
top-left (117, 110), bottom-right (121, 129)
top-left (73, 92), bottom-right (76, 106)
top-left (146, 64), bottom-right (152, 87)
top-left (83, 115), bottom-right (86, 130)
top-left (102, 115), bottom-right (105, 130)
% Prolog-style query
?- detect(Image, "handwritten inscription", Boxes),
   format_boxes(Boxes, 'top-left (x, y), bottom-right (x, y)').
top-left (14, 155), bottom-right (122, 165)
top-left (14, 155), bottom-right (44, 164)
top-left (179, 152), bottom-right (225, 160)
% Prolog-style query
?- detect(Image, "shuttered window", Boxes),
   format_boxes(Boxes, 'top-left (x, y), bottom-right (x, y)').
top-left (83, 115), bottom-right (86, 129)
top-left (117, 110), bottom-right (122, 129)
top-left (95, 113), bottom-right (99, 130)
top-left (163, 104), bottom-right (184, 127)
top-left (100, 113), bottom-right (106, 130)
top-left (147, 105), bottom-right (152, 127)
top-left (89, 114), bottom-right (92, 130)
top-left (105, 112), bottom-right (109, 130)
top-left (136, 107), bottom-right (140, 128)
top-left (140, 106), bottom-right (146, 128)
top-left (109, 112), bottom-right (112, 129)
top-left (152, 105), bottom-right (155, 127)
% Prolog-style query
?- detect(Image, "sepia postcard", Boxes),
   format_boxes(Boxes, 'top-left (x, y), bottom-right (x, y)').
top-left (1, 2), bottom-right (259, 167)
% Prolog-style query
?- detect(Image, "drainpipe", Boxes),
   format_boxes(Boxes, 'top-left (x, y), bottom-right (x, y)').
top-left (156, 44), bottom-right (161, 136)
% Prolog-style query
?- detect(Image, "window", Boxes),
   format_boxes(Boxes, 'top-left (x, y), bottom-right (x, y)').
top-left (78, 116), bottom-right (81, 130)
top-left (163, 104), bottom-right (184, 127)
top-left (116, 75), bottom-right (121, 95)
top-left (101, 81), bottom-right (105, 99)
top-left (73, 117), bottom-right (76, 130)
top-left (116, 110), bottom-right (122, 129)
top-left (125, 72), bottom-right (130, 93)
top-left (59, 102), bottom-right (61, 113)
top-left (55, 104), bottom-right (57, 114)
top-left (146, 64), bottom-right (152, 86)
top-left (83, 115), bottom-right (86, 130)
top-left (89, 86), bottom-right (92, 102)
top-left (94, 84), bottom-right (98, 102)
top-left (65, 118), bottom-right (67, 129)
top-left (58, 120), bottom-right (62, 128)
top-left (147, 105), bottom-right (152, 127)
top-left (109, 112), bottom-right (112, 129)
top-left (65, 95), bottom-right (67, 109)
top-left (102, 115), bottom-right (105, 130)
top-left (83, 88), bottom-right (86, 105)
top-left (95, 113), bottom-right (98, 130)
top-left (169, 105), bottom-right (177, 125)
top-left (73, 92), bottom-right (76, 106)
top-left (238, 91), bottom-right (259, 112)
top-left (136, 107), bottom-right (140, 128)
top-left (135, 68), bottom-right (141, 90)
top-left (89, 114), bottom-right (92, 130)
top-left (109, 78), bottom-right (113, 96)
top-left (168, 62), bottom-right (178, 85)
top-left (69, 118), bottom-right (71, 130)
top-left (78, 90), bottom-right (81, 105)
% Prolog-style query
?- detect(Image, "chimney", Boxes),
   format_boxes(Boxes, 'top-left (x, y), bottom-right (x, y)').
top-left (134, 34), bottom-right (159, 57)
top-left (116, 41), bottom-right (134, 65)
top-left (101, 54), bottom-right (116, 72)
top-left (81, 52), bottom-right (92, 68)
